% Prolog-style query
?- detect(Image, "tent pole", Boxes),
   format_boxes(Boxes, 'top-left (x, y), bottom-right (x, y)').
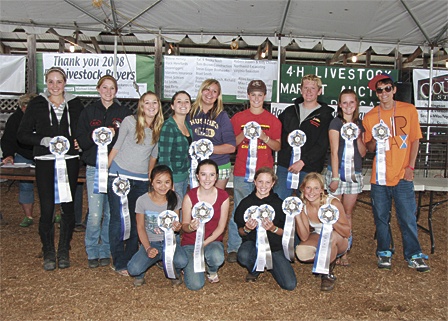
top-left (113, 35), bottom-right (118, 78)
top-left (276, 36), bottom-right (281, 103)
top-left (424, 46), bottom-right (434, 177)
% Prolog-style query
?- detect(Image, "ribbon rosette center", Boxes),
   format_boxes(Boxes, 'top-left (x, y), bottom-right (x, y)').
top-left (193, 202), bottom-right (214, 222)
top-left (318, 204), bottom-right (339, 224)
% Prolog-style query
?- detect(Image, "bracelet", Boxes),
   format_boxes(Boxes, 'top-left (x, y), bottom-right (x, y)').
top-left (243, 227), bottom-right (251, 234)
top-left (272, 226), bottom-right (279, 233)
top-left (331, 177), bottom-right (340, 182)
top-left (145, 246), bottom-right (151, 252)
top-left (407, 166), bottom-right (415, 171)
top-left (264, 136), bottom-right (270, 144)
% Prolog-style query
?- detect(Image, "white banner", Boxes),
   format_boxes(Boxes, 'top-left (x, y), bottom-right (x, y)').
top-left (42, 53), bottom-right (146, 99)
top-left (413, 69), bottom-right (448, 125)
top-left (0, 55), bottom-right (26, 93)
top-left (163, 56), bottom-right (278, 101)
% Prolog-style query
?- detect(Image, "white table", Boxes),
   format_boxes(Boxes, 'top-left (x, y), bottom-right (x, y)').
top-left (416, 178), bottom-right (448, 254)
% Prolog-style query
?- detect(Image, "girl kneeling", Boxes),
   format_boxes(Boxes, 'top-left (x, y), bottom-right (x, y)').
top-left (127, 165), bottom-right (188, 287)
top-left (234, 167), bottom-right (297, 291)
top-left (295, 172), bottom-right (350, 291)
top-left (181, 159), bottom-right (230, 291)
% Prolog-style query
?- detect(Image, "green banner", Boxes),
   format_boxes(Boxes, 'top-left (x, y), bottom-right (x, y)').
top-left (278, 65), bottom-right (399, 107)
top-left (36, 53), bottom-right (154, 99)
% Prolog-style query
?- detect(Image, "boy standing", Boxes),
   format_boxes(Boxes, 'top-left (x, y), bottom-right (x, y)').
top-left (226, 80), bottom-right (281, 262)
top-left (363, 73), bottom-right (429, 272)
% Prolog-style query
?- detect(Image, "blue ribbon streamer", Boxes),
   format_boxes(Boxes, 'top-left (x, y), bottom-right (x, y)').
top-left (93, 154), bottom-right (100, 194)
top-left (54, 164), bottom-right (61, 204)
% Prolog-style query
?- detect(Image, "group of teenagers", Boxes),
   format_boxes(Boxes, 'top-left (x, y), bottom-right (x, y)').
top-left (4, 66), bottom-right (430, 293)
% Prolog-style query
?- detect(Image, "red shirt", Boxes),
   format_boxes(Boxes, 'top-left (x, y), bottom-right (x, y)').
top-left (231, 109), bottom-right (282, 177)
top-left (181, 187), bottom-right (229, 246)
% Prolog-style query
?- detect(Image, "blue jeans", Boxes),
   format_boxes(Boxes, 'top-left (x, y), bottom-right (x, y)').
top-left (274, 165), bottom-right (308, 199)
top-left (108, 177), bottom-right (149, 271)
top-left (174, 178), bottom-right (189, 204)
top-left (227, 176), bottom-right (254, 253)
top-left (127, 241), bottom-right (188, 280)
top-left (183, 242), bottom-right (224, 291)
top-left (238, 240), bottom-right (297, 290)
top-left (14, 154), bottom-right (34, 204)
top-left (85, 165), bottom-right (110, 260)
top-left (371, 180), bottom-right (422, 260)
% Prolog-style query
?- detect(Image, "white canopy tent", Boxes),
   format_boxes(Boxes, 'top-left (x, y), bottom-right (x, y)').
top-left (1, 0), bottom-right (446, 102)
top-left (0, 0), bottom-right (447, 54)
top-left (0, 0), bottom-right (446, 172)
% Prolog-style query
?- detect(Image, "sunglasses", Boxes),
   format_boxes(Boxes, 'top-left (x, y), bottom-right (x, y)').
top-left (376, 86), bottom-right (393, 94)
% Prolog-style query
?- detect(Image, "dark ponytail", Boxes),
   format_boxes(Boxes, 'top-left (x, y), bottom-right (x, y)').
top-left (166, 189), bottom-right (178, 211)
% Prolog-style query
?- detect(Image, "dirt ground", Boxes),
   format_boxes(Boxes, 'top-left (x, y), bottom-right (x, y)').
top-left (1, 180), bottom-right (447, 321)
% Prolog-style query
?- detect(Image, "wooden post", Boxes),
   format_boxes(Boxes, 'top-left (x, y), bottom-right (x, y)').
top-left (26, 34), bottom-right (37, 94)
top-left (365, 49), bottom-right (371, 67)
top-left (154, 34), bottom-right (163, 98)
top-left (58, 37), bottom-right (65, 53)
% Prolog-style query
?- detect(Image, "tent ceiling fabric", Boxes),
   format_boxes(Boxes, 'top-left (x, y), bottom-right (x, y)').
top-left (0, 0), bottom-right (447, 53)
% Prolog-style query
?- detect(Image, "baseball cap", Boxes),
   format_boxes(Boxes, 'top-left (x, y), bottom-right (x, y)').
top-left (247, 80), bottom-right (267, 94)
top-left (368, 73), bottom-right (394, 91)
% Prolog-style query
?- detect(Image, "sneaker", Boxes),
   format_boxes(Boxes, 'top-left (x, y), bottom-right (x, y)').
top-left (19, 216), bottom-right (33, 227)
top-left (207, 272), bottom-right (220, 283)
top-left (245, 272), bottom-right (259, 282)
top-left (58, 252), bottom-right (70, 269)
top-left (377, 251), bottom-right (392, 270)
top-left (171, 274), bottom-right (183, 287)
top-left (408, 254), bottom-right (430, 272)
top-left (99, 258), bottom-right (111, 267)
top-left (321, 274), bottom-right (337, 291)
top-left (155, 261), bottom-right (164, 270)
top-left (88, 259), bottom-right (99, 268)
top-left (43, 258), bottom-right (56, 271)
top-left (43, 252), bottom-right (56, 271)
top-left (227, 252), bottom-right (238, 263)
top-left (54, 214), bottom-right (61, 224)
top-left (74, 224), bottom-right (86, 232)
top-left (133, 278), bottom-right (145, 287)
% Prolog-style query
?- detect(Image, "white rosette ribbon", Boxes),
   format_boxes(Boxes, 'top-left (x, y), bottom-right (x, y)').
top-left (189, 139), bottom-right (214, 188)
top-left (189, 142), bottom-right (199, 188)
top-left (158, 210), bottom-right (179, 279)
top-left (281, 197), bottom-right (303, 261)
top-left (372, 120), bottom-right (391, 185)
top-left (255, 204), bottom-right (275, 271)
top-left (191, 202), bottom-right (214, 273)
top-left (243, 121), bottom-right (261, 182)
top-left (312, 203), bottom-right (339, 274)
top-left (49, 136), bottom-right (72, 203)
top-left (92, 127), bottom-right (113, 193)
top-left (287, 130), bottom-right (306, 189)
top-left (340, 122), bottom-right (359, 183)
top-left (112, 176), bottom-right (131, 240)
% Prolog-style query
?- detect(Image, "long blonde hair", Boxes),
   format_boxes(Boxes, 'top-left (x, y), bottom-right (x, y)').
top-left (190, 79), bottom-right (224, 120)
top-left (135, 91), bottom-right (163, 144)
